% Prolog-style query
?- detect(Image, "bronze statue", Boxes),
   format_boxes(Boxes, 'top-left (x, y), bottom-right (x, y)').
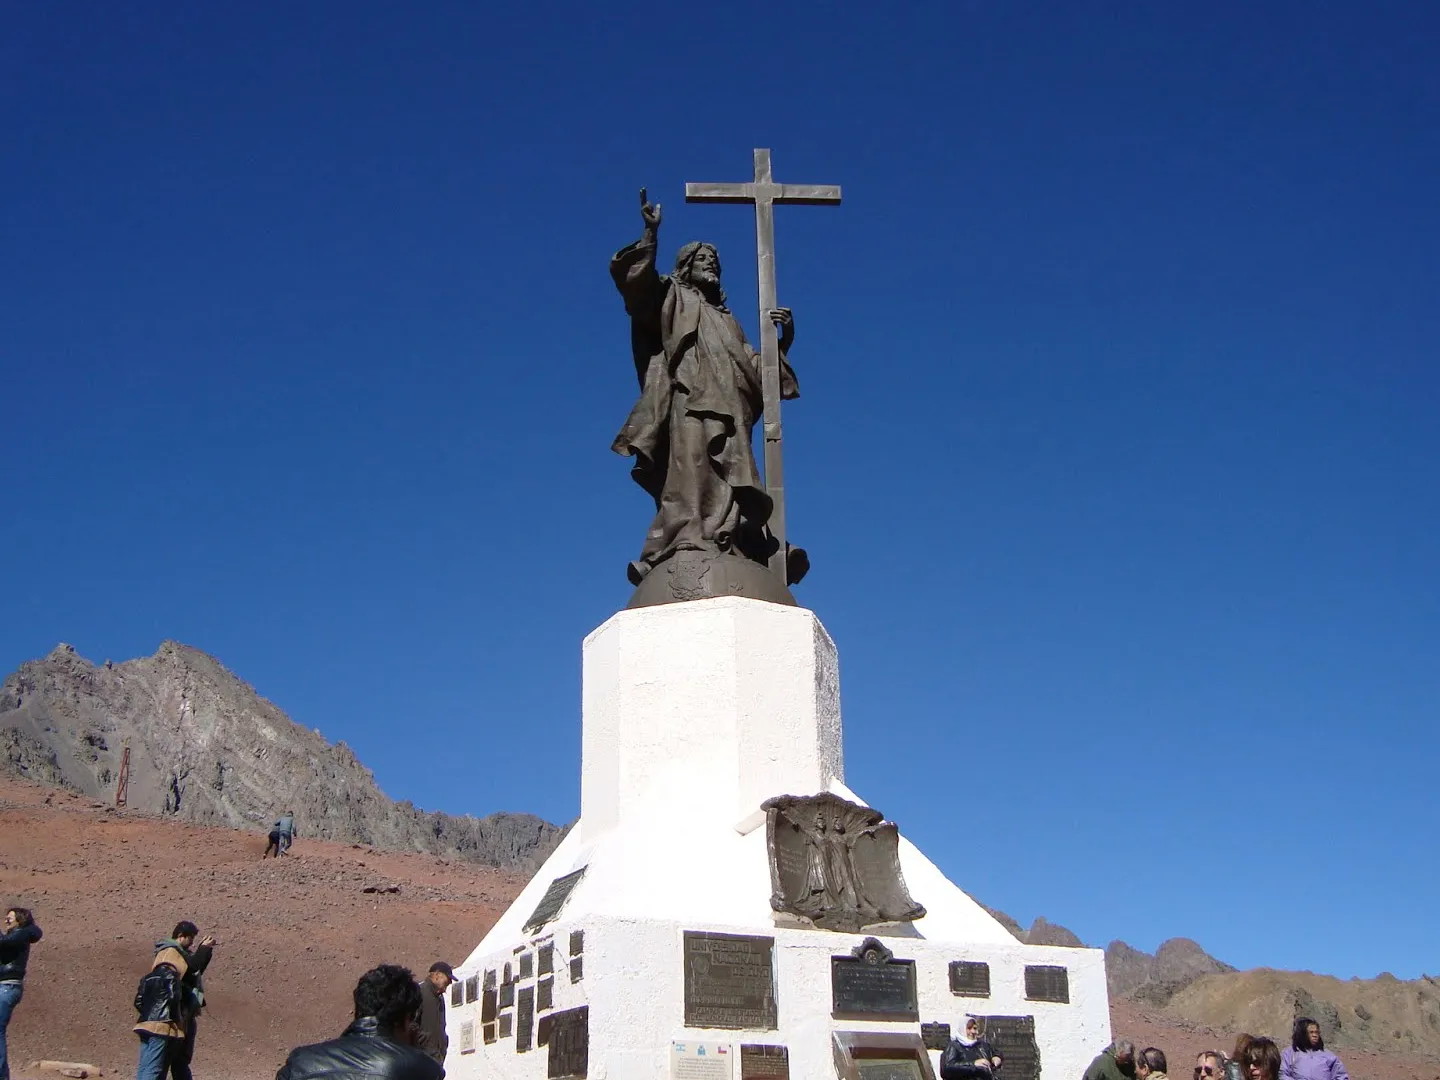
top-left (611, 151), bottom-right (841, 608)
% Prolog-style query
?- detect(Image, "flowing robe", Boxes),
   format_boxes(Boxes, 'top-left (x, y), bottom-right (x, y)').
top-left (610, 233), bottom-right (798, 582)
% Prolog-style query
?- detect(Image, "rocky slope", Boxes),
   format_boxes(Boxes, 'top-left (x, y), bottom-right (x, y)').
top-left (0, 642), bottom-right (564, 870)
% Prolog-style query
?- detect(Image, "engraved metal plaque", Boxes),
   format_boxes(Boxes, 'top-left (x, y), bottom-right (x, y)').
top-left (499, 981), bottom-right (515, 1009)
top-left (524, 868), bottom-right (586, 933)
top-left (831, 938), bottom-right (918, 1019)
top-left (977, 1016), bottom-right (1039, 1080)
top-left (538, 976), bottom-right (554, 1011)
top-left (569, 956), bottom-right (583, 983)
top-left (1023, 965), bottom-right (1069, 1003)
top-left (484, 968), bottom-right (497, 990)
top-left (499, 1013), bottom-right (513, 1039)
top-left (483, 1023), bottom-right (496, 1045)
top-left (949, 961), bottom-right (991, 997)
top-left (539, 943), bottom-right (555, 975)
top-left (520, 952), bottom-right (535, 979)
top-left (683, 931), bottom-right (777, 1030)
top-left (547, 1006), bottom-right (589, 1079)
top-left (481, 987), bottom-right (498, 1023)
top-left (569, 929), bottom-right (584, 956)
top-left (740, 1044), bottom-right (789, 1079)
top-left (517, 986), bottom-right (535, 1052)
top-left (920, 1023), bottom-right (951, 1051)
top-left (465, 975), bottom-right (479, 1004)
top-left (450, 983), bottom-right (462, 1007)
top-left (538, 1014), bottom-right (553, 1047)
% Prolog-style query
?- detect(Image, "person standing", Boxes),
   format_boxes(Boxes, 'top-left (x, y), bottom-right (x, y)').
top-left (941, 1014), bottom-right (1003, 1080)
top-left (1239, 1038), bottom-right (1282, 1080)
top-left (132, 921), bottom-right (214, 1080)
top-left (416, 962), bottom-right (456, 1065)
top-left (1137, 1048), bottom-right (1170, 1080)
top-left (1085, 1040), bottom-right (1138, 1080)
top-left (1282, 1018), bottom-right (1349, 1080)
top-left (0, 907), bottom-right (42, 1080)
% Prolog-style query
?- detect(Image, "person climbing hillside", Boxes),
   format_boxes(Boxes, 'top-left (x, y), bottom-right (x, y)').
top-left (264, 811), bottom-right (297, 857)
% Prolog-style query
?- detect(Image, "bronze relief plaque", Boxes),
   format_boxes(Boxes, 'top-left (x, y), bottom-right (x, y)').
top-left (831, 938), bottom-right (918, 1020)
top-left (481, 987), bottom-right (498, 1024)
top-left (763, 793), bottom-right (925, 932)
top-left (683, 931), bottom-right (777, 1030)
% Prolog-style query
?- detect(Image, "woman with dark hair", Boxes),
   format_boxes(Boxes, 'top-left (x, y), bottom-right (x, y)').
top-left (1282, 1018), bottom-right (1350, 1080)
top-left (1225, 1035), bottom-right (1255, 1080)
top-left (1, 906), bottom-right (43, 1080)
top-left (1240, 1037), bottom-right (1283, 1080)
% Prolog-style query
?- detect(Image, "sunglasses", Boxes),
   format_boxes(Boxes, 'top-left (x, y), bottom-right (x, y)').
top-left (1194, 1068), bottom-right (1218, 1077)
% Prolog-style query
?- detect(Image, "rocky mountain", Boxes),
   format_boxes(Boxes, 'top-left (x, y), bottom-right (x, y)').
top-left (0, 641), bottom-right (565, 871)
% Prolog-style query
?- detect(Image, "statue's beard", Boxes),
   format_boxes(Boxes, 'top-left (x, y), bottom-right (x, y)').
top-left (688, 269), bottom-right (723, 302)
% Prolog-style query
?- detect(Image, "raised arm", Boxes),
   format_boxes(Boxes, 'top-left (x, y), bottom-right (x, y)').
top-left (611, 188), bottom-right (665, 315)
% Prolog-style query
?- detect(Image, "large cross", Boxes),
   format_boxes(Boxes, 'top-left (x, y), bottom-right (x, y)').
top-left (686, 149), bottom-right (842, 583)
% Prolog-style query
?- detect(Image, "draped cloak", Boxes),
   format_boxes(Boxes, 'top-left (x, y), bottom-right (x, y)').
top-left (610, 233), bottom-right (798, 582)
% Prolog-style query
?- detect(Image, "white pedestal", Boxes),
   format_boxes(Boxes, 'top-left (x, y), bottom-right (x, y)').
top-left (448, 598), bottom-right (1112, 1080)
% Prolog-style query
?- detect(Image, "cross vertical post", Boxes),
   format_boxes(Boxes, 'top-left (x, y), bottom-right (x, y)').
top-left (685, 149), bottom-right (842, 582)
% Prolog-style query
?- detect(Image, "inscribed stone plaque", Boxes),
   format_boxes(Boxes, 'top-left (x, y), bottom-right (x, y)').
top-left (499, 1013), bottom-right (513, 1039)
top-left (920, 1023), bottom-right (951, 1051)
top-left (499, 981), bottom-right (515, 1009)
top-left (538, 976), bottom-right (554, 1011)
top-left (481, 988), bottom-right (498, 1023)
top-left (524, 868), bottom-right (586, 933)
top-left (740, 1044), bottom-right (789, 1079)
top-left (856, 1061), bottom-right (924, 1080)
top-left (948, 961), bottom-right (991, 997)
top-left (465, 975), bottom-right (479, 1004)
top-left (459, 1020), bottom-right (476, 1054)
top-left (1023, 965), bottom-right (1069, 1003)
top-left (450, 983), bottom-right (462, 1007)
top-left (569, 956), bottom-right (583, 983)
top-left (977, 1016), bottom-right (1039, 1080)
top-left (683, 931), bottom-right (777, 1030)
top-left (831, 938), bottom-right (918, 1019)
top-left (546, 1006), bottom-right (588, 1079)
top-left (671, 1041), bottom-right (733, 1079)
top-left (517, 986), bottom-right (535, 1052)
top-left (539, 943), bottom-right (555, 975)
top-left (520, 952), bottom-right (535, 979)
top-left (483, 1023), bottom-right (496, 1045)
top-left (569, 930), bottom-right (584, 956)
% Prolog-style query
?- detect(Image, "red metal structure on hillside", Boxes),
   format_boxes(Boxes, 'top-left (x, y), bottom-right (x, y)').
top-left (115, 745), bottom-right (130, 808)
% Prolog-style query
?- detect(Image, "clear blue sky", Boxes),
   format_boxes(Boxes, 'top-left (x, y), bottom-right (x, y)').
top-left (4, 4), bottom-right (1436, 981)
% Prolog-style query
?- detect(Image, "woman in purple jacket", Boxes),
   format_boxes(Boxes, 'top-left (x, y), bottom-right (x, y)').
top-left (1281, 1018), bottom-right (1349, 1080)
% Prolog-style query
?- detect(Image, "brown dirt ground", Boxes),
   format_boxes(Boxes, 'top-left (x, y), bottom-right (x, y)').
top-left (3, 774), bottom-right (1436, 1080)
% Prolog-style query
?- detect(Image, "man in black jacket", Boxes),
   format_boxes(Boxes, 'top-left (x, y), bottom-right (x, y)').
top-left (1, 907), bottom-right (43, 1080)
top-left (276, 965), bottom-right (443, 1080)
top-left (416, 962), bottom-right (455, 1065)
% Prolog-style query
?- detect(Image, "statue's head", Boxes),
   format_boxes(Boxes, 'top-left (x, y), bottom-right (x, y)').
top-left (674, 242), bottom-right (725, 304)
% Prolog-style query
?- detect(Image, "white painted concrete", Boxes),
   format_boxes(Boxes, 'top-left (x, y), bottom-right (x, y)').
top-left (449, 598), bottom-right (1112, 1080)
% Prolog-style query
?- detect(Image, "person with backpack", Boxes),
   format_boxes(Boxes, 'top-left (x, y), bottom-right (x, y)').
top-left (133, 921), bottom-right (216, 1080)
top-left (1, 907), bottom-right (43, 1080)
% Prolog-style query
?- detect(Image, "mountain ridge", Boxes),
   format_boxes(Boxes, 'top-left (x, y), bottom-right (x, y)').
top-left (0, 640), bottom-right (564, 871)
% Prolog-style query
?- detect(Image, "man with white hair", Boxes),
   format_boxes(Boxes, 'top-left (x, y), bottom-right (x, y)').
top-left (1085, 1039), bottom-right (1138, 1080)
